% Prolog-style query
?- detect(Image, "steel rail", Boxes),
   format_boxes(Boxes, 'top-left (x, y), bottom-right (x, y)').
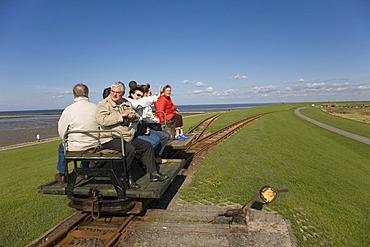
top-left (38, 214), bottom-right (135, 247)
top-left (39, 213), bottom-right (90, 247)
top-left (187, 113), bottom-right (221, 141)
top-left (187, 113), bottom-right (266, 156)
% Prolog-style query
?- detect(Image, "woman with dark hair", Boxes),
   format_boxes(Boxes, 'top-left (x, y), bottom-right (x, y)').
top-left (127, 83), bottom-right (170, 161)
top-left (154, 84), bottom-right (188, 141)
top-left (141, 83), bottom-right (163, 131)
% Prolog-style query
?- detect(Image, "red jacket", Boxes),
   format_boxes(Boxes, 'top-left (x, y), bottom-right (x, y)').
top-left (154, 95), bottom-right (177, 123)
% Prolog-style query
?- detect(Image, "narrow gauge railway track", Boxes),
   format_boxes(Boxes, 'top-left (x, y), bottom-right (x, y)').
top-left (33, 113), bottom-right (266, 247)
top-left (187, 113), bottom-right (221, 141)
top-left (39, 213), bottom-right (134, 247)
top-left (186, 113), bottom-right (266, 156)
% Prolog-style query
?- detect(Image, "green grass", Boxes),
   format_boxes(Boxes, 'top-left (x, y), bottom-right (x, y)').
top-left (181, 106), bottom-right (370, 247)
top-left (0, 141), bottom-right (75, 247)
top-left (0, 112), bottom-right (221, 246)
top-left (1, 104), bottom-right (369, 246)
top-left (300, 107), bottom-right (370, 138)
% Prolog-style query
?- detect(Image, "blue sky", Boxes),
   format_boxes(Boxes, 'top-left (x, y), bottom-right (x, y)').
top-left (0, 0), bottom-right (369, 111)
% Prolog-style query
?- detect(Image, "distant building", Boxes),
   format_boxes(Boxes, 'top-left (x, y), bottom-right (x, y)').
top-left (321, 103), bottom-right (337, 108)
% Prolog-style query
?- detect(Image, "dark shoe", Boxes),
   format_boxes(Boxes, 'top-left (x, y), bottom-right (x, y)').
top-left (128, 176), bottom-right (141, 190)
top-left (150, 171), bottom-right (169, 182)
top-left (54, 173), bottom-right (66, 184)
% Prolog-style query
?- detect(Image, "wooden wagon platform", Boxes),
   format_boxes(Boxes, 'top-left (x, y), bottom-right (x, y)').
top-left (165, 134), bottom-right (196, 150)
top-left (38, 159), bottom-right (186, 199)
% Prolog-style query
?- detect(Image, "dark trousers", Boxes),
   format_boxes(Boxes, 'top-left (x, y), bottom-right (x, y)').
top-left (131, 137), bottom-right (157, 173)
top-left (171, 114), bottom-right (183, 128)
top-left (102, 139), bottom-right (135, 173)
top-left (102, 138), bottom-right (157, 174)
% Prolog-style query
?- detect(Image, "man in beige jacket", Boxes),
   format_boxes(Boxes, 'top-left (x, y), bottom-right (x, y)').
top-left (96, 81), bottom-right (168, 189)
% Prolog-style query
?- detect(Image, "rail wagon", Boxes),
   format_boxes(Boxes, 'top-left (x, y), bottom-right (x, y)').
top-left (38, 129), bottom-right (196, 216)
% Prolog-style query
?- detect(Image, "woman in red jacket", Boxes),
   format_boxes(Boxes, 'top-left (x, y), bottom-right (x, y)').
top-left (154, 84), bottom-right (188, 140)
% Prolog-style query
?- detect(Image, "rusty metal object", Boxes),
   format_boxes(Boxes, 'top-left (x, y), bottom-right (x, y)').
top-left (187, 113), bottom-right (221, 141)
top-left (187, 113), bottom-right (266, 155)
top-left (40, 214), bottom-right (135, 247)
top-left (214, 185), bottom-right (288, 225)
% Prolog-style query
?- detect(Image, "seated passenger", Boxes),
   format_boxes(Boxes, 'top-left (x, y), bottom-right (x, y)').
top-left (154, 84), bottom-right (188, 140)
top-left (55, 83), bottom-right (99, 183)
top-left (141, 83), bottom-right (163, 131)
top-left (96, 81), bottom-right (169, 189)
top-left (128, 82), bottom-right (171, 162)
top-left (102, 87), bottom-right (111, 99)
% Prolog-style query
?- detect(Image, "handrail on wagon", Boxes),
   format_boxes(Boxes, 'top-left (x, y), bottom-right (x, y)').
top-left (63, 129), bottom-right (126, 157)
top-left (62, 129), bottom-right (128, 201)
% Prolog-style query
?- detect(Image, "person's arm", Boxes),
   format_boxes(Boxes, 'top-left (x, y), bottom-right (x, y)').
top-left (127, 96), bottom-right (158, 109)
top-left (96, 103), bottom-right (122, 127)
top-left (169, 99), bottom-right (178, 113)
top-left (58, 110), bottom-right (70, 140)
top-left (154, 97), bottom-right (166, 123)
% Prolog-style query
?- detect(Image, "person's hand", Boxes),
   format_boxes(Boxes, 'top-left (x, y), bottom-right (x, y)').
top-left (144, 128), bottom-right (150, 135)
top-left (127, 111), bottom-right (136, 119)
top-left (158, 86), bottom-right (162, 97)
top-left (122, 110), bottom-right (136, 118)
top-left (121, 109), bottom-right (130, 117)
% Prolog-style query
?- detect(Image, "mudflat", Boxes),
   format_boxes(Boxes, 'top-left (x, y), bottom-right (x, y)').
top-left (0, 111), bottom-right (207, 148)
top-left (0, 127), bottom-right (59, 147)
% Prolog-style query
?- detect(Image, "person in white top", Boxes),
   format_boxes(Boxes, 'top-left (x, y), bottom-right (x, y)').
top-left (55, 83), bottom-right (99, 183)
top-left (127, 82), bottom-right (171, 162)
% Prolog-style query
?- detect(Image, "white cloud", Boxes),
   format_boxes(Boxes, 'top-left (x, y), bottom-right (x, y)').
top-left (250, 85), bottom-right (278, 94)
top-left (305, 82), bottom-right (327, 91)
top-left (234, 74), bottom-right (248, 80)
top-left (298, 78), bottom-right (304, 82)
top-left (195, 81), bottom-right (206, 87)
top-left (356, 84), bottom-right (370, 91)
top-left (182, 80), bottom-right (190, 84)
top-left (193, 90), bottom-right (203, 94)
top-left (204, 87), bottom-right (214, 93)
top-left (225, 89), bottom-right (236, 95)
top-left (52, 90), bottom-right (71, 99)
top-left (52, 95), bottom-right (66, 99)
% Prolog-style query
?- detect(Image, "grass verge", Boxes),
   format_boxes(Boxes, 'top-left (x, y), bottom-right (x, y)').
top-left (0, 113), bottom-right (215, 246)
top-left (300, 106), bottom-right (370, 138)
top-left (180, 106), bottom-right (370, 247)
top-left (0, 141), bottom-right (74, 247)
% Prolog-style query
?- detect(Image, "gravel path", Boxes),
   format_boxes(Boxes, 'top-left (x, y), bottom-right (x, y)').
top-left (295, 107), bottom-right (370, 145)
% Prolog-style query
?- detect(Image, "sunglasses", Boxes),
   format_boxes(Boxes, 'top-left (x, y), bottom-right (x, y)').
top-left (136, 93), bottom-right (143, 97)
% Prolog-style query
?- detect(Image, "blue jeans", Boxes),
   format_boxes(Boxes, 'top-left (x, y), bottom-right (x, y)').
top-left (56, 143), bottom-right (89, 175)
top-left (137, 132), bottom-right (160, 150)
top-left (151, 130), bottom-right (171, 156)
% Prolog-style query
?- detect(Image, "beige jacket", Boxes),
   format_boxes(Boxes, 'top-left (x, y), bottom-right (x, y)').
top-left (58, 97), bottom-right (99, 151)
top-left (96, 96), bottom-right (136, 143)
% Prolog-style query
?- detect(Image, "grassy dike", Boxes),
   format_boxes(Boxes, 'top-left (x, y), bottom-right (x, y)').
top-left (180, 104), bottom-right (369, 247)
top-left (0, 113), bottom-right (214, 247)
top-left (1, 104), bottom-right (369, 246)
top-left (300, 106), bottom-right (370, 138)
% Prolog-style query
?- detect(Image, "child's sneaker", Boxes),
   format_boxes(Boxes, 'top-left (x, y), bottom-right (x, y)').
top-left (180, 134), bottom-right (189, 139)
top-left (174, 135), bottom-right (185, 140)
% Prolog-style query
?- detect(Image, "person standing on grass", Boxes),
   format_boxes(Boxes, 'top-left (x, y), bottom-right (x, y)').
top-left (55, 83), bottom-right (99, 183)
top-left (96, 81), bottom-right (169, 189)
top-left (154, 84), bottom-right (188, 140)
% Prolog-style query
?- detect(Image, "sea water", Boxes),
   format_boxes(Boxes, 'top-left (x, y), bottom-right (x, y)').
top-left (0, 103), bottom-right (267, 131)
